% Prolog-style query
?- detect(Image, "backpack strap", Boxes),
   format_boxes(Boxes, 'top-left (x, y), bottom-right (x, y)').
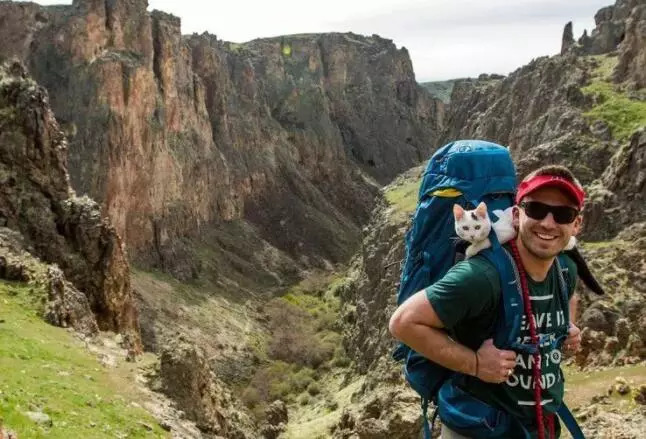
top-left (480, 237), bottom-right (523, 350)
top-left (555, 255), bottom-right (587, 438)
top-left (557, 403), bottom-right (585, 439)
top-left (555, 254), bottom-right (571, 329)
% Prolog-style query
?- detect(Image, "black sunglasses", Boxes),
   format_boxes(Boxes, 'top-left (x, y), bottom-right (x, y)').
top-left (519, 201), bottom-right (579, 224)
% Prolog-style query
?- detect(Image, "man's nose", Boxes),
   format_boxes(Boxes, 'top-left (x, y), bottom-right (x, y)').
top-left (538, 212), bottom-right (558, 228)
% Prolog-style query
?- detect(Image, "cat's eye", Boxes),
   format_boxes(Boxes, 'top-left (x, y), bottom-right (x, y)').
top-left (462, 226), bottom-right (469, 231)
top-left (475, 225), bottom-right (481, 230)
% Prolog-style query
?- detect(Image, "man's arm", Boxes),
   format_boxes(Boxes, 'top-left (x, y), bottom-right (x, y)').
top-left (389, 290), bottom-right (517, 383)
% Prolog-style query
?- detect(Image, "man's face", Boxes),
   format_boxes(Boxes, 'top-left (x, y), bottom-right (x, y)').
top-left (513, 186), bottom-right (582, 260)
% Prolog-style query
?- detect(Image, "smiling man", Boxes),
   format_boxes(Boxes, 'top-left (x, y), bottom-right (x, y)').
top-left (389, 165), bottom-right (585, 438)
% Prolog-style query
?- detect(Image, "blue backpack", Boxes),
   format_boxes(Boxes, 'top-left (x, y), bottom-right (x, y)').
top-left (393, 140), bottom-right (585, 438)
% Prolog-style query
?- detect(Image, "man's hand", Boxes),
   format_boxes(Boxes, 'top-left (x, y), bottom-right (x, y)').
top-left (475, 338), bottom-right (517, 383)
top-left (563, 323), bottom-right (582, 353)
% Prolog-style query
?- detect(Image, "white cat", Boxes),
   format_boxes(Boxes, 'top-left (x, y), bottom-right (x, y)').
top-left (453, 202), bottom-right (576, 258)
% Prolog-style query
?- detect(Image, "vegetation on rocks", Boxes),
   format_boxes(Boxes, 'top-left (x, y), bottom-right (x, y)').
top-left (582, 54), bottom-right (646, 142)
top-left (383, 167), bottom-right (423, 223)
top-left (240, 272), bottom-right (350, 421)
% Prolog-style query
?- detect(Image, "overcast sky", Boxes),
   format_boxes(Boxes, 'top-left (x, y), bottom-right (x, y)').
top-left (29, 0), bottom-right (611, 81)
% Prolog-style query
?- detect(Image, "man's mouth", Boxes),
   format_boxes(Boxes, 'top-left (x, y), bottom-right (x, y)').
top-left (535, 232), bottom-right (558, 241)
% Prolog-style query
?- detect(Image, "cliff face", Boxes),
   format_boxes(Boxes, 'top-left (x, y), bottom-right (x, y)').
top-left (614, 1), bottom-right (646, 88)
top-left (0, 0), bottom-right (442, 279)
top-left (443, 1), bottom-right (646, 185)
top-left (560, 0), bottom-right (646, 89)
top-left (441, 56), bottom-right (606, 181)
top-left (0, 60), bottom-right (139, 347)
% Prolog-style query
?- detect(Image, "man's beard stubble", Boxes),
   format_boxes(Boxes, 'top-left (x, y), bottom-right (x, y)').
top-left (518, 226), bottom-right (568, 261)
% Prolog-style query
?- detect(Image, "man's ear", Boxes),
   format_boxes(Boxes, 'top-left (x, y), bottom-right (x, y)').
top-left (571, 214), bottom-right (583, 236)
top-left (512, 205), bottom-right (520, 228)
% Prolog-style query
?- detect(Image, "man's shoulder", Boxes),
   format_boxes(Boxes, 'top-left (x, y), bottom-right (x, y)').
top-left (445, 255), bottom-right (501, 290)
top-left (558, 252), bottom-right (578, 276)
top-left (557, 252), bottom-right (578, 293)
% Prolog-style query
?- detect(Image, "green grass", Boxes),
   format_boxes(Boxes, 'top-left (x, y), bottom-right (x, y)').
top-left (384, 179), bottom-right (420, 220)
top-left (582, 55), bottom-right (646, 142)
top-left (282, 373), bottom-right (364, 439)
top-left (0, 281), bottom-right (168, 438)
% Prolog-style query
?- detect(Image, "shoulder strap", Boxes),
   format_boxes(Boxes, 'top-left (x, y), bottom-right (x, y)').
top-left (479, 238), bottom-right (523, 350)
top-left (555, 255), bottom-right (571, 329)
top-left (557, 403), bottom-right (586, 439)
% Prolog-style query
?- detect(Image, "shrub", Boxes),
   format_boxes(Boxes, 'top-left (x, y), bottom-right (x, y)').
top-left (307, 382), bottom-right (321, 396)
top-left (266, 299), bottom-right (335, 368)
top-left (299, 393), bottom-right (311, 405)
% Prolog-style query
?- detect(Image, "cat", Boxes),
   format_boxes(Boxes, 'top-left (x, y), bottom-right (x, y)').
top-left (453, 202), bottom-right (576, 259)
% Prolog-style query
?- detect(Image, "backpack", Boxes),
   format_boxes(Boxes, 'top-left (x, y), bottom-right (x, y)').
top-left (393, 140), bottom-right (585, 438)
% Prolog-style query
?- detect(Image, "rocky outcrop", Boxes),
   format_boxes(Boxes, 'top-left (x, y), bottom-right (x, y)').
top-left (614, 2), bottom-right (646, 88)
top-left (0, 227), bottom-right (99, 335)
top-left (330, 375), bottom-right (423, 439)
top-left (0, 0), bottom-right (442, 279)
top-left (159, 337), bottom-right (256, 437)
top-left (339, 169), bottom-right (421, 372)
top-left (576, 222), bottom-right (646, 367)
top-left (561, 22), bottom-right (575, 55)
top-left (562, 0), bottom-right (644, 56)
top-left (560, 0), bottom-right (646, 88)
top-left (585, 129), bottom-right (646, 240)
top-left (0, 61), bottom-right (140, 347)
top-left (440, 54), bottom-right (611, 184)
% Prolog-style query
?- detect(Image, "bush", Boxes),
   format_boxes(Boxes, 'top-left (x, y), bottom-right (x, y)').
top-left (266, 299), bottom-right (335, 368)
top-left (307, 382), bottom-right (321, 396)
top-left (299, 393), bottom-right (311, 405)
top-left (332, 346), bottom-right (351, 368)
top-left (241, 387), bottom-right (261, 409)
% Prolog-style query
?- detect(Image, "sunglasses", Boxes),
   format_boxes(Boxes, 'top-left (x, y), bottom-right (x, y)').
top-left (519, 201), bottom-right (579, 224)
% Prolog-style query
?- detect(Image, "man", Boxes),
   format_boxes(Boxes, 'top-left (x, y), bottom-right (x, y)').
top-left (389, 165), bottom-right (584, 438)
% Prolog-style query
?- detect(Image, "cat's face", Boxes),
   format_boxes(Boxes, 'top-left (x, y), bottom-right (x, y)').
top-left (453, 202), bottom-right (491, 242)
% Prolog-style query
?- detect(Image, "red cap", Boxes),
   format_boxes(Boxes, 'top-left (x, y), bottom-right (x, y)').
top-left (516, 175), bottom-right (585, 209)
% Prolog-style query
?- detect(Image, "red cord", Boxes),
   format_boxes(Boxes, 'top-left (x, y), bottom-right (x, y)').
top-left (510, 240), bottom-right (545, 439)
top-left (547, 413), bottom-right (555, 439)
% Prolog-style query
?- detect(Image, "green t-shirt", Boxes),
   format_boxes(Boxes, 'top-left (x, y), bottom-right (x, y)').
top-left (425, 252), bottom-right (577, 437)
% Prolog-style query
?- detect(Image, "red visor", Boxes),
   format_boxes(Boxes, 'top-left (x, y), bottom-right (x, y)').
top-left (516, 175), bottom-right (585, 209)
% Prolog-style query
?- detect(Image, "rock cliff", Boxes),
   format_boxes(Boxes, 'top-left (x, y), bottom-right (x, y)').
top-left (560, 0), bottom-right (646, 89)
top-left (0, 0), bottom-right (443, 281)
top-left (0, 60), bottom-right (140, 348)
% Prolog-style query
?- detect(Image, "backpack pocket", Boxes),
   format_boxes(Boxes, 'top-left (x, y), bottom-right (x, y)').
top-left (438, 379), bottom-right (523, 438)
top-left (404, 351), bottom-right (451, 401)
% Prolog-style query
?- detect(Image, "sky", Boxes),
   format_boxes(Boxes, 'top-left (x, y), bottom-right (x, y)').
top-left (29, 0), bottom-right (612, 81)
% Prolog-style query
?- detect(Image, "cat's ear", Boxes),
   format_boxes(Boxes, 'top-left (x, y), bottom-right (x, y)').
top-left (476, 202), bottom-right (488, 219)
top-left (453, 204), bottom-right (464, 220)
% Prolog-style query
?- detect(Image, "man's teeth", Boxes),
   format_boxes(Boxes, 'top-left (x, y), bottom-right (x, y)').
top-left (537, 233), bottom-right (556, 240)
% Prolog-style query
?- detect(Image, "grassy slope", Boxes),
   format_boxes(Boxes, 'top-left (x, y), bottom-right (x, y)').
top-left (582, 54), bottom-right (646, 142)
top-left (0, 281), bottom-right (168, 438)
top-left (282, 373), bottom-right (364, 439)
